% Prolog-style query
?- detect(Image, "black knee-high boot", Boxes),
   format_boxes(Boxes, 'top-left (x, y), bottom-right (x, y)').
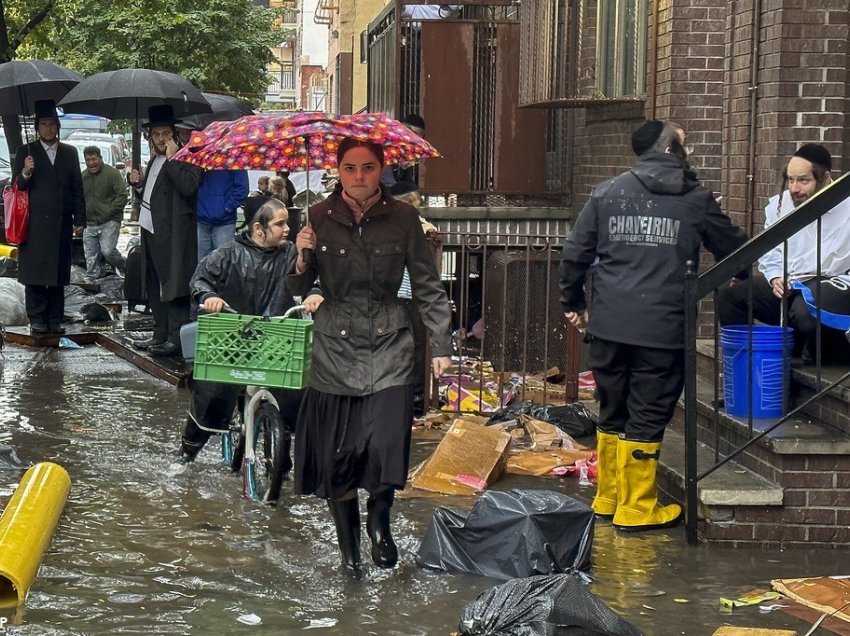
top-left (328, 498), bottom-right (361, 571)
top-left (180, 417), bottom-right (210, 463)
top-left (366, 489), bottom-right (398, 568)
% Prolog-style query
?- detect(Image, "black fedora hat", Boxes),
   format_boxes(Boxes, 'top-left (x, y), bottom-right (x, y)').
top-left (142, 104), bottom-right (181, 129)
top-left (34, 99), bottom-right (59, 121)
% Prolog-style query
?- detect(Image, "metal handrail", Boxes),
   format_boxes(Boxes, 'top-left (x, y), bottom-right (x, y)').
top-left (684, 171), bottom-right (850, 545)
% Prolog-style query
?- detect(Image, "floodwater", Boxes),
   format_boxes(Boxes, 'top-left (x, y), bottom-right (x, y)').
top-left (0, 343), bottom-right (845, 635)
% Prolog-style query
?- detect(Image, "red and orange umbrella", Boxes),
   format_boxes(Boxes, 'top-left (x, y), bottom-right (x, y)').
top-left (172, 111), bottom-right (440, 173)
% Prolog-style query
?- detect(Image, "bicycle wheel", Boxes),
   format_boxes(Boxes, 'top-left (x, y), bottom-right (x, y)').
top-left (243, 402), bottom-right (288, 504)
top-left (221, 407), bottom-right (245, 472)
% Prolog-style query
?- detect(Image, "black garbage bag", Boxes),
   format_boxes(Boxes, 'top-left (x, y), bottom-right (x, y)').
top-left (80, 302), bottom-right (114, 323)
top-left (0, 256), bottom-right (18, 278)
top-left (416, 490), bottom-right (594, 580)
top-left (458, 574), bottom-right (643, 636)
top-left (488, 401), bottom-right (596, 437)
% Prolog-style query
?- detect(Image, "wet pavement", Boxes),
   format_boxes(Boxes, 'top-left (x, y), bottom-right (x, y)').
top-left (0, 342), bottom-right (845, 634)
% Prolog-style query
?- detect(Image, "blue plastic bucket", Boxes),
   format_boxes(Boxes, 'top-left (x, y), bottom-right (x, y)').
top-left (720, 325), bottom-right (794, 418)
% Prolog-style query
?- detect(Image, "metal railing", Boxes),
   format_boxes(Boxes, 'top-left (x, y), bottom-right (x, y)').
top-left (683, 172), bottom-right (850, 545)
top-left (425, 232), bottom-right (582, 414)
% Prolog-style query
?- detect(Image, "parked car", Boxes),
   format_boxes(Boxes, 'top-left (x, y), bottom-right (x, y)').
top-left (65, 139), bottom-right (126, 175)
top-left (67, 131), bottom-right (129, 166)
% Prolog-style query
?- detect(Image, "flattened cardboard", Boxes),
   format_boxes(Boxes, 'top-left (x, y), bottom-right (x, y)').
top-left (409, 419), bottom-right (511, 495)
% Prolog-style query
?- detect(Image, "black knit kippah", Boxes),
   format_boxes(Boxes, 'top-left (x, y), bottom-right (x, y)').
top-left (794, 143), bottom-right (832, 171)
top-left (631, 120), bottom-right (665, 156)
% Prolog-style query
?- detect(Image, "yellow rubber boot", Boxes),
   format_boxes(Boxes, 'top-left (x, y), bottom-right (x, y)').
top-left (591, 431), bottom-right (619, 517)
top-left (613, 439), bottom-right (682, 531)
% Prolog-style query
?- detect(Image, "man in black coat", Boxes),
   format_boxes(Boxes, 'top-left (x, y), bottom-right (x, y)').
top-left (129, 105), bottom-right (203, 356)
top-left (12, 99), bottom-right (85, 334)
top-left (559, 120), bottom-right (748, 532)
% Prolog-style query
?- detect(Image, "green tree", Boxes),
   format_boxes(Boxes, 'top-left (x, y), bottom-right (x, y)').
top-left (2, 0), bottom-right (290, 155)
top-left (37, 0), bottom-right (288, 96)
top-left (1, 0), bottom-right (58, 154)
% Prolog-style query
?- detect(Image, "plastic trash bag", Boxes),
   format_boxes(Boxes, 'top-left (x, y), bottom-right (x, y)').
top-left (488, 402), bottom-right (597, 438)
top-left (0, 278), bottom-right (27, 326)
top-left (458, 574), bottom-right (643, 636)
top-left (416, 489), bottom-right (594, 580)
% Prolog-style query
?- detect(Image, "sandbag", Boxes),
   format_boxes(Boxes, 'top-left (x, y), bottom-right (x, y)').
top-left (458, 574), bottom-right (643, 636)
top-left (0, 278), bottom-right (27, 326)
top-left (416, 490), bottom-right (594, 580)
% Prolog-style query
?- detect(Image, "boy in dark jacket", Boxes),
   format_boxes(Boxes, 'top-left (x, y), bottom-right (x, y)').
top-left (180, 199), bottom-right (322, 466)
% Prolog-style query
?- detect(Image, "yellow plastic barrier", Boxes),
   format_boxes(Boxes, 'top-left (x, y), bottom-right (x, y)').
top-left (0, 462), bottom-right (71, 607)
top-left (0, 245), bottom-right (17, 260)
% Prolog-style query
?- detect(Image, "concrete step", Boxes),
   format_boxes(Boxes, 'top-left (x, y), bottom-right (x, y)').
top-left (658, 428), bottom-right (782, 511)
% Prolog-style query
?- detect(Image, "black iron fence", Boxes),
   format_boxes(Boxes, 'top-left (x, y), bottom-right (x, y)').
top-left (425, 232), bottom-right (582, 414)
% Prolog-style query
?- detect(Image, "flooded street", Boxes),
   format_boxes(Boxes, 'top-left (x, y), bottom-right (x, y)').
top-left (0, 342), bottom-right (845, 634)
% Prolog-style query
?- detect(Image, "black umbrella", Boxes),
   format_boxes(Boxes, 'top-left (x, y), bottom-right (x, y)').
top-left (57, 68), bottom-right (211, 169)
top-left (0, 59), bottom-right (83, 117)
top-left (177, 92), bottom-right (254, 131)
top-left (57, 68), bottom-right (212, 120)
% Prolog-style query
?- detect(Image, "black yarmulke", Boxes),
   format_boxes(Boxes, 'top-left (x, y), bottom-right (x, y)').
top-left (631, 120), bottom-right (664, 156)
top-left (794, 143), bottom-right (832, 171)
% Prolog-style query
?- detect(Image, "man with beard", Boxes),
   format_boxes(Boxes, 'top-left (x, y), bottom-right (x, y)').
top-left (129, 105), bottom-right (203, 356)
top-left (717, 143), bottom-right (850, 364)
top-left (12, 99), bottom-right (85, 334)
top-left (559, 120), bottom-right (748, 532)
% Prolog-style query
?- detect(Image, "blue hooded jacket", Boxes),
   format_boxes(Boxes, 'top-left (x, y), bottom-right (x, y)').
top-left (196, 170), bottom-right (249, 227)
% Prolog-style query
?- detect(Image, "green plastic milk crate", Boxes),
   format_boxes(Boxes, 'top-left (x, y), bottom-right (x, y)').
top-left (193, 313), bottom-right (313, 389)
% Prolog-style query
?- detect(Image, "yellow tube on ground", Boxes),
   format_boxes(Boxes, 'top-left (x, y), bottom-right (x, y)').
top-left (0, 462), bottom-right (71, 607)
top-left (0, 245), bottom-right (17, 260)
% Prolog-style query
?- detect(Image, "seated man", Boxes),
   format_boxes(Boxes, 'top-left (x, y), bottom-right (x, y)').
top-left (180, 199), bottom-right (322, 463)
top-left (717, 143), bottom-right (850, 363)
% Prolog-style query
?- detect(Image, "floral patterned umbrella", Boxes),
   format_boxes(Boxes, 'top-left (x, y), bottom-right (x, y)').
top-left (171, 111), bottom-right (440, 173)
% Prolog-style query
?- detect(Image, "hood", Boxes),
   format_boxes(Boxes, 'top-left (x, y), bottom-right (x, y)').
top-left (630, 151), bottom-right (699, 195)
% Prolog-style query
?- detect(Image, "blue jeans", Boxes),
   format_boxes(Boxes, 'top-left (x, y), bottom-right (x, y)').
top-left (198, 223), bottom-right (235, 260)
top-left (83, 220), bottom-right (125, 280)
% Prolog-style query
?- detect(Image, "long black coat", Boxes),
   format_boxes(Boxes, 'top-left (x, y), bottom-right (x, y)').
top-left (139, 158), bottom-right (203, 302)
top-left (287, 185), bottom-right (452, 396)
top-left (13, 141), bottom-right (84, 286)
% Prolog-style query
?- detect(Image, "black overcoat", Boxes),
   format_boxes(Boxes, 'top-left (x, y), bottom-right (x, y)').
top-left (139, 159), bottom-right (203, 302)
top-left (13, 141), bottom-right (84, 286)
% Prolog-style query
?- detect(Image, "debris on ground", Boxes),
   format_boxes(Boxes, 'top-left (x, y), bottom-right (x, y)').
top-left (456, 573), bottom-right (642, 636)
top-left (417, 490), bottom-right (594, 579)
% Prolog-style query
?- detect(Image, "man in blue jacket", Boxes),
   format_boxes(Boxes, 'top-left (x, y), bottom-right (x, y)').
top-left (559, 120), bottom-right (748, 532)
top-left (196, 169), bottom-right (249, 260)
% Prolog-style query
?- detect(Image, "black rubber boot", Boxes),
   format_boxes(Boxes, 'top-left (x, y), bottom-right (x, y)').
top-left (366, 489), bottom-right (398, 568)
top-left (328, 498), bottom-right (361, 573)
top-left (179, 436), bottom-right (205, 463)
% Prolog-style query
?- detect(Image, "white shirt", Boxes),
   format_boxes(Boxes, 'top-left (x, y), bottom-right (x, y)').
top-left (140, 154), bottom-right (166, 234)
top-left (40, 139), bottom-right (58, 165)
top-left (758, 189), bottom-right (850, 284)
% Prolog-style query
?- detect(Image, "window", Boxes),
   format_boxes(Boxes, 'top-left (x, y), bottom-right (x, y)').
top-left (596, 0), bottom-right (648, 99)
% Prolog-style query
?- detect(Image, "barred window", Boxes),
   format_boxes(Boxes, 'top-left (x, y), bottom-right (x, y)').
top-left (596, 0), bottom-right (648, 98)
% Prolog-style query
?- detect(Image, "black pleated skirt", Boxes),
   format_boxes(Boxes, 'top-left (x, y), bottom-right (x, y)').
top-left (294, 385), bottom-right (414, 499)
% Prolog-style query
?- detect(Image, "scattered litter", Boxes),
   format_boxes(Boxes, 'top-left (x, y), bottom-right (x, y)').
top-left (306, 617), bottom-right (337, 629)
top-left (759, 603), bottom-right (788, 613)
top-left (719, 589), bottom-right (782, 610)
top-left (673, 598), bottom-right (690, 604)
top-left (236, 614), bottom-right (262, 625)
top-left (58, 337), bottom-right (82, 349)
top-left (642, 604), bottom-right (656, 611)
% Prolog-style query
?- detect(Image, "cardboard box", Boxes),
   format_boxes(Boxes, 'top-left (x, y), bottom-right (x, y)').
top-left (409, 419), bottom-right (512, 495)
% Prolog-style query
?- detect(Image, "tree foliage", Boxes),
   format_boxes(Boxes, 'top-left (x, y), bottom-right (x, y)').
top-left (28, 0), bottom-right (289, 97)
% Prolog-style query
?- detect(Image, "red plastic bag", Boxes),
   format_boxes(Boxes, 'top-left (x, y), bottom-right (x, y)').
top-left (3, 182), bottom-right (29, 245)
